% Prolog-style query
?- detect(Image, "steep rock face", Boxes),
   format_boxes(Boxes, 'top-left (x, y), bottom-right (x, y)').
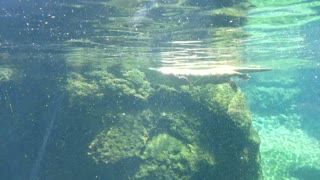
top-left (67, 66), bottom-right (262, 179)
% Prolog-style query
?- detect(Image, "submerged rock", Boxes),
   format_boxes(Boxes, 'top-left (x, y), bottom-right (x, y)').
top-left (75, 66), bottom-right (263, 179)
top-left (88, 111), bottom-right (153, 164)
top-left (66, 68), bottom-right (153, 107)
top-left (135, 133), bottom-right (215, 179)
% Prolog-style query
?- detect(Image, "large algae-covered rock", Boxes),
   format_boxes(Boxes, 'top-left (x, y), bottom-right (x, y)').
top-left (66, 64), bottom-right (262, 179)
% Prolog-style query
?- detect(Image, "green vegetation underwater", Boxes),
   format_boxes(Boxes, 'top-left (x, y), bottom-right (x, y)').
top-left (0, 0), bottom-right (319, 179)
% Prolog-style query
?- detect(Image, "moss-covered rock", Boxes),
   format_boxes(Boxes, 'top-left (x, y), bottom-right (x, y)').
top-left (135, 133), bottom-right (216, 179)
top-left (66, 72), bottom-right (102, 103)
top-left (159, 112), bottom-right (201, 144)
top-left (227, 88), bottom-right (252, 130)
top-left (88, 69), bottom-right (153, 101)
top-left (181, 83), bottom-right (261, 179)
top-left (66, 68), bottom-right (153, 108)
top-left (65, 57), bottom-right (262, 179)
top-left (88, 110), bottom-right (154, 164)
top-left (84, 79), bottom-right (262, 179)
top-left (186, 83), bottom-right (252, 130)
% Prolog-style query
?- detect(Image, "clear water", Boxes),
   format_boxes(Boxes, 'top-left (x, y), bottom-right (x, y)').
top-left (0, 0), bottom-right (319, 179)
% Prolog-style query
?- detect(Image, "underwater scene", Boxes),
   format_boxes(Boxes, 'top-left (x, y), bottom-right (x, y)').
top-left (0, 0), bottom-right (319, 179)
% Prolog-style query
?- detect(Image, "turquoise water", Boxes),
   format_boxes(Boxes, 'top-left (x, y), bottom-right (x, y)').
top-left (243, 1), bottom-right (320, 179)
top-left (0, 0), bottom-right (319, 179)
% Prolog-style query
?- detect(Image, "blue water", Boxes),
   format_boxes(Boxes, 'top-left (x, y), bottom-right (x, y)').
top-left (0, 0), bottom-right (320, 179)
top-left (29, 94), bottom-right (64, 180)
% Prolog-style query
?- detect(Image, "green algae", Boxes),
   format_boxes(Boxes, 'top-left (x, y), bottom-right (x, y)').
top-left (135, 133), bottom-right (215, 179)
top-left (159, 112), bottom-right (201, 144)
top-left (227, 89), bottom-right (252, 130)
top-left (66, 69), bottom-right (153, 106)
top-left (187, 83), bottom-right (246, 118)
top-left (66, 72), bottom-right (102, 103)
top-left (88, 110), bottom-right (153, 164)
